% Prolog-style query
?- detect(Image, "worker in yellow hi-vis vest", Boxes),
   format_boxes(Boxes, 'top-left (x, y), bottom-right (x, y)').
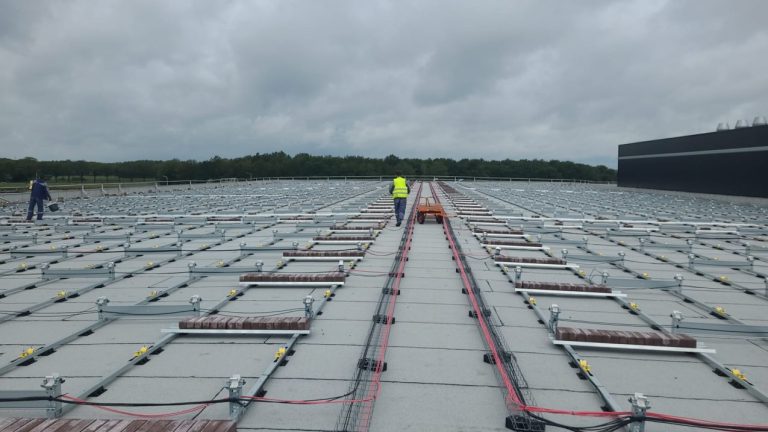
top-left (389, 172), bottom-right (410, 227)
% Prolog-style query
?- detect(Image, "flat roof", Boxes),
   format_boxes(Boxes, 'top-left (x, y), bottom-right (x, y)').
top-left (1, 180), bottom-right (768, 431)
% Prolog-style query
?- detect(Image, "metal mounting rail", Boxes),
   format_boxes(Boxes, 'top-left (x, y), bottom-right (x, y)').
top-left (336, 184), bottom-right (422, 432)
top-left (570, 234), bottom-right (768, 405)
top-left (436, 182), bottom-right (542, 428)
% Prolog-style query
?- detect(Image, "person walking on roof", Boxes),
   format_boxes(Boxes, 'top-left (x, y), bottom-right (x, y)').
top-left (389, 172), bottom-right (410, 227)
top-left (26, 175), bottom-right (52, 221)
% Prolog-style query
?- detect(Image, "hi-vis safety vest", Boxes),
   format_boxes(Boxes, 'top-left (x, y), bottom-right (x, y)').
top-left (392, 177), bottom-right (409, 199)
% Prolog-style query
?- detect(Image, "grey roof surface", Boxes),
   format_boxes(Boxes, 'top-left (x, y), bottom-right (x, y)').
top-left (1, 180), bottom-right (768, 431)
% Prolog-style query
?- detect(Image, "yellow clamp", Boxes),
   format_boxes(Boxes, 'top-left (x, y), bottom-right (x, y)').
top-left (216, 260), bottom-right (225, 267)
top-left (133, 346), bottom-right (149, 358)
top-left (146, 261), bottom-right (154, 268)
top-left (18, 262), bottom-right (28, 270)
top-left (49, 245), bottom-right (57, 250)
top-left (96, 245), bottom-right (104, 252)
top-left (148, 290), bottom-right (158, 298)
top-left (578, 359), bottom-right (591, 374)
top-left (324, 289), bottom-right (332, 298)
top-left (501, 265), bottom-right (508, 274)
top-left (578, 270), bottom-right (586, 277)
top-left (719, 275), bottom-right (728, 282)
top-left (277, 259), bottom-right (285, 269)
top-left (153, 244), bottom-right (159, 248)
top-left (228, 289), bottom-right (238, 297)
top-left (618, 241), bottom-right (625, 245)
top-left (731, 369), bottom-right (747, 381)
top-left (659, 255), bottom-right (667, 261)
top-left (19, 347), bottom-right (35, 359)
top-left (641, 272), bottom-right (649, 279)
top-left (200, 244), bottom-right (208, 250)
top-left (714, 306), bottom-right (727, 316)
top-left (528, 297), bottom-right (537, 306)
top-left (57, 290), bottom-right (68, 298)
top-left (629, 302), bottom-right (639, 311)
top-left (274, 346), bottom-right (287, 361)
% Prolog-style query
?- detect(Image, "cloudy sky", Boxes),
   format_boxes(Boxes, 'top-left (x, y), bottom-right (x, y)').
top-left (1, 0), bottom-right (766, 167)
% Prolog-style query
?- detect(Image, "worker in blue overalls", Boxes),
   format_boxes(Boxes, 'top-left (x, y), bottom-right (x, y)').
top-left (26, 175), bottom-right (52, 221)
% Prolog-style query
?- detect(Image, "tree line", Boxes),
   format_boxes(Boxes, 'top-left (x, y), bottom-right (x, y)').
top-left (1, 153), bottom-right (616, 183)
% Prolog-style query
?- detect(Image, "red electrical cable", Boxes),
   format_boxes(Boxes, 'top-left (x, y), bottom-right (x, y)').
top-left (356, 182), bottom-right (423, 431)
top-left (60, 394), bottom-right (208, 418)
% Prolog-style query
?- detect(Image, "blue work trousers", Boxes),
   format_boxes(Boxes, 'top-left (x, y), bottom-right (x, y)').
top-left (26, 197), bottom-right (45, 221)
top-left (393, 198), bottom-right (407, 223)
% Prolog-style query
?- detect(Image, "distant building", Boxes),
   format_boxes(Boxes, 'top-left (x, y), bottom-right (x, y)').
top-left (617, 125), bottom-right (768, 198)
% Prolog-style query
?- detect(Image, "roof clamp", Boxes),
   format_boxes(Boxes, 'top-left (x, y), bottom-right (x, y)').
top-left (255, 260), bottom-right (263, 272)
top-left (226, 374), bottom-right (247, 421)
top-left (628, 393), bottom-right (650, 432)
top-left (638, 237), bottom-right (645, 252)
top-left (548, 304), bottom-right (560, 335)
top-left (561, 249), bottom-right (569, 261)
top-left (95, 296), bottom-right (110, 321)
top-left (513, 266), bottom-right (523, 284)
top-left (687, 253), bottom-right (696, 270)
top-left (670, 310), bottom-right (683, 333)
top-left (41, 373), bottom-right (64, 418)
top-left (189, 295), bottom-right (202, 316)
top-left (618, 251), bottom-right (625, 265)
top-left (303, 295), bottom-right (315, 318)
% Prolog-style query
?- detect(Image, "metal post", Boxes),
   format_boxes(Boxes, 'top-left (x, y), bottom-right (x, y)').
top-left (747, 255), bottom-right (754, 270)
top-left (670, 310), bottom-right (683, 333)
top-left (638, 237), bottom-right (645, 252)
top-left (255, 260), bottom-right (264, 272)
top-left (338, 260), bottom-right (345, 273)
top-left (618, 251), bottom-right (625, 265)
top-left (548, 304), bottom-right (560, 335)
top-left (303, 295), bottom-right (315, 318)
top-left (227, 374), bottom-right (246, 421)
top-left (494, 246), bottom-right (501, 257)
top-left (514, 266), bottom-right (522, 284)
top-left (189, 295), bottom-right (202, 316)
top-left (674, 274), bottom-right (684, 293)
top-left (744, 242), bottom-right (751, 256)
top-left (628, 393), bottom-right (649, 432)
top-left (687, 253), bottom-right (695, 270)
top-left (96, 297), bottom-right (109, 321)
top-left (687, 238), bottom-right (694, 253)
top-left (600, 271), bottom-right (609, 285)
top-left (41, 374), bottom-right (63, 418)
top-left (187, 261), bottom-right (197, 277)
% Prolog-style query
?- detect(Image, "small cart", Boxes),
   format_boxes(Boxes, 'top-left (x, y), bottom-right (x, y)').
top-left (416, 197), bottom-right (445, 224)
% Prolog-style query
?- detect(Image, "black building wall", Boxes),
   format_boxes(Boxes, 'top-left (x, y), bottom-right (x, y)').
top-left (617, 126), bottom-right (768, 198)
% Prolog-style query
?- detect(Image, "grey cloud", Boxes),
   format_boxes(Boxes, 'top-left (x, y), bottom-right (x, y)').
top-left (1, 0), bottom-right (767, 167)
